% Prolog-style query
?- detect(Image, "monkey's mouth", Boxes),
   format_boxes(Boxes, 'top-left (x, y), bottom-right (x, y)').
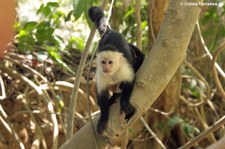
top-left (103, 70), bottom-right (112, 75)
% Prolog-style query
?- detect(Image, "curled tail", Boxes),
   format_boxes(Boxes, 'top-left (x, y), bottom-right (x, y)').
top-left (88, 6), bottom-right (108, 35)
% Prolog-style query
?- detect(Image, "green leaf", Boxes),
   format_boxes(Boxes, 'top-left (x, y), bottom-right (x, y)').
top-left (35, 30), bottom-right (54, 44)
top-left (35, 22), bottom-right (54, 44)
top-left (14, 22), bottom-right (21, 30)
top-left (24, 21), bottom-right (37, 31)
top-left (51, 35), bottom-right (64, 49)
top-left (73, 0), bottom-right (87, 20)
top-left (37, 5), bottom-right (51, 17)
top-left (52, 11), bottom-right (65, 25)
top-left (17, 34), bottom-right (36, 52)
top-left (182, 123), bottom-right (195, 138)
top-left (56, 95), bottom-right (64, 108)
top-left (124, 8), bottom-right (134, 19)
top-left (201, 7), bottom-right (219, 25)
top-left (42, 6), bottom-right (51, 17)
top-left (50, 50), bottom-right (61, 59)
top-left (37, 2), bottom-right (59, 16)
top-left (46, 2), bottom-right (59, 8)
top-left (65, 10), bottom-right (75, 21)
top-left (141, 21), bottom-right (147, 30)
top-left (37, 4), bottom-right (44, 15)
top-left (18, 30), bottom-right (28, 38)
top-left (167, 116), bottom-right (184, 128)
top-left (54, 55), bottom-right (75, 74)
top-left (76, 37), bottom-right (85, 50)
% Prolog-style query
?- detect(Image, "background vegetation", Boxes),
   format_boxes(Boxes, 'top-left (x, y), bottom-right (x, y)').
top-left (0, 0), bottom-right (225, 149)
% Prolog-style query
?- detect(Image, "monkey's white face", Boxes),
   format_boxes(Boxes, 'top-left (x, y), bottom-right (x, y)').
top-left (97, 51), bottom-right (122, 76)
top-left (100, 59), bottom-right (114, 75)
top-left (96, 50), bottom-right (134, 93)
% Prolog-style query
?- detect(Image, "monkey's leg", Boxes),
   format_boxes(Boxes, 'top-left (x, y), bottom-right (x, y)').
top-left (97, 90), bottom-right (110, 134)
top-left (120, 81), bottom-right (136, 120)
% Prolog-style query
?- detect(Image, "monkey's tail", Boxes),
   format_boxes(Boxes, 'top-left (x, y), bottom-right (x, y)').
top-left (88, 6), bottom-right (108, 35)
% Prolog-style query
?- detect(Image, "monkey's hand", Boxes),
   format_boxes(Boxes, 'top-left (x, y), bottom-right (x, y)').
top-left (109, 93), bottom-right (121, 105)
top-left (120, 103), bottom-right (136, 120)
top-left (97, 119), bottom-right (107, 135)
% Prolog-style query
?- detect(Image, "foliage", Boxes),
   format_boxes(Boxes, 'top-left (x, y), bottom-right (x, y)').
top-left (120, 2), bottom-right (149, 50)
top-left (15, 2), bottom-right (70, 73)
top-left (16, 2), bottom-right (63, 51)
top-left (167, 116), bottom-right (199, 138)
top-left (200, 3), bottom-right (225, 51)
top-left (15, 1), bottom-right (98, 74)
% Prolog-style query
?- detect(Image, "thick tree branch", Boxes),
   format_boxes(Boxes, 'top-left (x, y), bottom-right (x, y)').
top-left (60, 0), bottom-right (203, 148)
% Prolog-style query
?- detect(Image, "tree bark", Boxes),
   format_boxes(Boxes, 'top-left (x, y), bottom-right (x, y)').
top-left (59, 0), bottom-right (203, 148)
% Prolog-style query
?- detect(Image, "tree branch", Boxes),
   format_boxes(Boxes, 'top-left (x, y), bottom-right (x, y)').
top-left (179, 115), bottom-right (225, 149)
top-left (211, 41), bottom-right (225, 99)
top-left (135, 0), bottom-right (142, 49)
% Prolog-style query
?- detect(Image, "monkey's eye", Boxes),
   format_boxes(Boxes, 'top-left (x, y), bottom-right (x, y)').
top-left (101, 61), bottom-right (106, 64)
top-left (108, 60), bottom-right (113, 64)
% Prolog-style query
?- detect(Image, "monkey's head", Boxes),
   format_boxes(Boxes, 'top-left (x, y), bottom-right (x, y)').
top-left (96, 50), bottom-right (123, 76)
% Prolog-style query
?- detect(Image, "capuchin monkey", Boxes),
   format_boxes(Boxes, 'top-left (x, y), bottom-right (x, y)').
top-left (88, 6), bottom-right (145, 134)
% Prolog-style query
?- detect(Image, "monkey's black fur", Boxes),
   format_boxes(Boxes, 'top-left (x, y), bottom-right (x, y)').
top-left (88, 6), bottom-right (145, 134)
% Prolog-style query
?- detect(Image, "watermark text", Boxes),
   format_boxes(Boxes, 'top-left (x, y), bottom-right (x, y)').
top-left (180, 2), bottom-right (223, 7)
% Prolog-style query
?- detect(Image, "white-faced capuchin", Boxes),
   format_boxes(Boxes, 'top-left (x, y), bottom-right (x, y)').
top-left (88, 6), bottom-right (145, 134)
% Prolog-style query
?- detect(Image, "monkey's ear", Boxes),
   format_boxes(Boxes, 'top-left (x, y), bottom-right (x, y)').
top-left (119, 53), bottom-right (124, 62)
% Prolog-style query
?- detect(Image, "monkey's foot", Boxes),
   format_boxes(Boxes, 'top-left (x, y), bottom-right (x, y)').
top-left (120, 103), bottom-right (136, 120)
top-left (97, 120), bottom-right (107, 135)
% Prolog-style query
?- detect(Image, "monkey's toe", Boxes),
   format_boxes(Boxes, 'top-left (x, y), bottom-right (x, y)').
top-left (121, 104), bottom-right (136, 120)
